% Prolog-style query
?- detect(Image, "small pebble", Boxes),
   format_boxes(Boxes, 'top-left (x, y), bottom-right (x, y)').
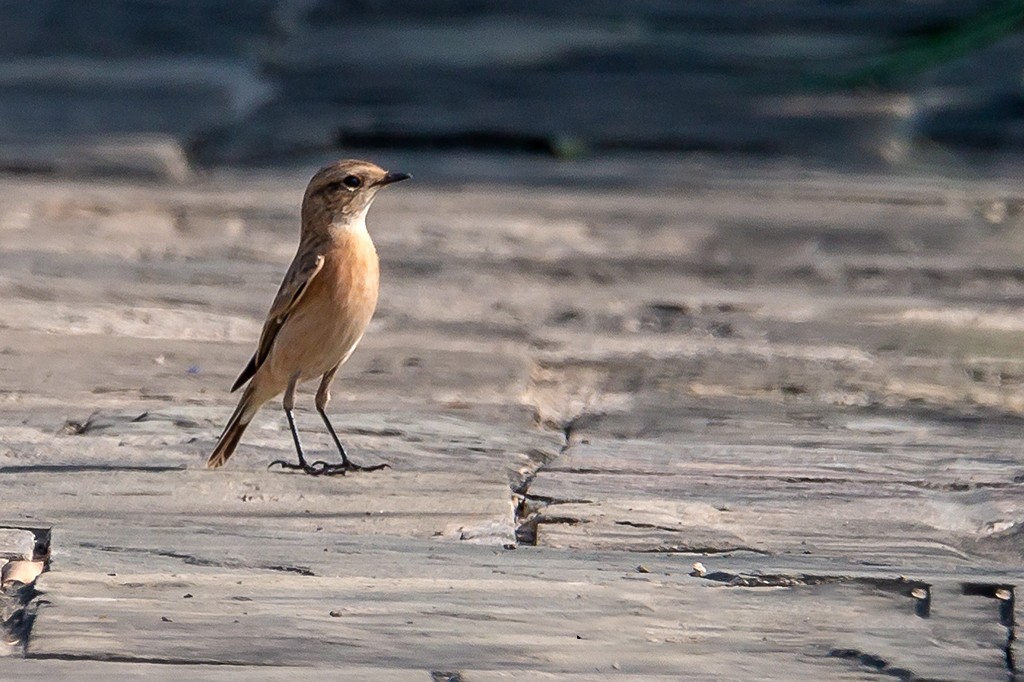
top-left (995, 588), bottom-right (1013, 601)
top-left (690, 562), bottom-right (707, 577)
top-left (161, 616), bottom-right (172, 623)
top-left (635, 565), bottom-right (650, 574)
top-left (910, 587), bottom-right (928, 600)
top-left (329, 610), bottom-right (343, 617)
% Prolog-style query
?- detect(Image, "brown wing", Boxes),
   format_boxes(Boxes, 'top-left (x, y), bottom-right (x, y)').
top-left (230, 251), bottom-right (325, 391)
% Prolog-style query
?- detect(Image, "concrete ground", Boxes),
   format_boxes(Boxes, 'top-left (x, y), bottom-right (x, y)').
top-left (1, 160), bottom-right (1024, 679)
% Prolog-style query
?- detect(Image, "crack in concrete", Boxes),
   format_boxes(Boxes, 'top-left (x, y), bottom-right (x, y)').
top-left (513, 413), bottom-right (579, 545)
top-left (698, 572), bottom-right (929, 592)
top-left (25, 651), bottom-right (260, 665)
top-left (430, 672), bottom-right (465, 682)
top-left (79, 543), bottom-right (315, 576)
top-left (615, 520), bottom-right (689, 533)
top-left (2, 583), bottom-right (40, 654)
top-left (1, 526), bottom-right (50, 656)
top-left (636, 545), bottom-right (771, 556)
top-left (537, 468), bottom-right (1024, 492)
top-left (0, 465), bottom-right (185, 475)
top-left (828, 648), bottom-right (915, 680)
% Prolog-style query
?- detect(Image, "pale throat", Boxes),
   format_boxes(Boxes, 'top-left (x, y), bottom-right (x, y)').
top-left (328, 203), bottom-right (371, 239)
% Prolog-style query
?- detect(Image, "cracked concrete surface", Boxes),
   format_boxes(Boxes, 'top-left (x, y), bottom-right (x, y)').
top-left (1, 166), bottom-right (1023, 679)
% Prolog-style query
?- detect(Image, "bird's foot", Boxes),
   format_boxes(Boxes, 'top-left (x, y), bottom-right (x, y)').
top-left (268, 458), bottom-right (389, 476)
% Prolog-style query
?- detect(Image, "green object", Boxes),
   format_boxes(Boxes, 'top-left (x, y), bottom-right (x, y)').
top-left (840, 0), bottom-right (1024, 88)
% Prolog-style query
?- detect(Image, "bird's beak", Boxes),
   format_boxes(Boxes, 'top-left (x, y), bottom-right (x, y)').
top-left (378, 171), bottom-right (411, 186)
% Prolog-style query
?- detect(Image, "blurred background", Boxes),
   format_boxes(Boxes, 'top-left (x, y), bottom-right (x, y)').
top-left (1, 0), bottom-right (1023, 184)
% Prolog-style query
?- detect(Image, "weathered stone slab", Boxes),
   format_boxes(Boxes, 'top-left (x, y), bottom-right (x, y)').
top-left (22, 543), bottom-right (1016, 679)
top-left (525, 432), bottom-right (1024, 568)
top-left (0, 531), bottom-right (34, 562)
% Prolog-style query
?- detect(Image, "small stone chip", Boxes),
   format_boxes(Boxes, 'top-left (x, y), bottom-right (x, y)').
top-left (690, 562), bottom-right (707, 577)
top-left (635, 565), bottom-right (650, 574)
top-left (161, 616), bottom-right (172, 623)
top-left (995, 588), bottom-right (1013, 601)
top-left (329, 610), bottom-right (343, 617)
top-left (910, 587), bottom-right (928, 600)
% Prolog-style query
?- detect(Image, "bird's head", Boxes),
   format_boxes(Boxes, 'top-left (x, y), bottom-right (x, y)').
top-left (301, 159), bottom-right (410, 234)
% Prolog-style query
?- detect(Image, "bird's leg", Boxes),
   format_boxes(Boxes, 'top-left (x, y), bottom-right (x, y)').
top-left (269, 373), bottom-right (329, 475)
top-left (310, 366), bottom-right (388, 474)
top-left (315, 405), bottom-right (388, 473)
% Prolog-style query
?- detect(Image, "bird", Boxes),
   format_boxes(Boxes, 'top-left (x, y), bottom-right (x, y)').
top-left (207, 159), bottom-right (410, 475)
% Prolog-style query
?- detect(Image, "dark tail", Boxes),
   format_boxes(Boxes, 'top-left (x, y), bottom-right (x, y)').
top-left (208, 388), bottom-right (255, 469)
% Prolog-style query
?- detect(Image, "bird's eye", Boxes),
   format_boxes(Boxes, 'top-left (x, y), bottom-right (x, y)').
top-left (342, 175), bottom-right (362, 189)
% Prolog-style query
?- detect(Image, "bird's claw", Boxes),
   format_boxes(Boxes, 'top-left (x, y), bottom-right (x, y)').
top-left (267, 458), bottom-right (388, 476)
top-left (343, 461), bottom-right (390, 473)
top-left (267, 458), bottom-right (337, 475)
